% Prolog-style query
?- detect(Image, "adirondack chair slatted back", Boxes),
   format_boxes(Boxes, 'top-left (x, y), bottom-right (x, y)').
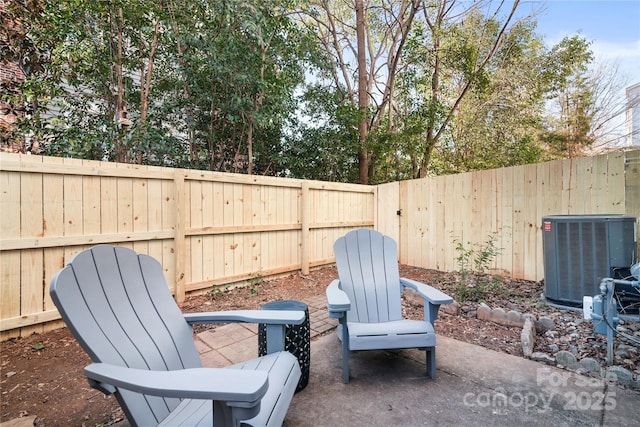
top-left (50, 245), bottom-right (202, 426)
top-left (334, 229), bottom-right (402, 323)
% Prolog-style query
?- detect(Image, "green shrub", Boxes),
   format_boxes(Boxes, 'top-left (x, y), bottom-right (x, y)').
top-left (451, 231), bottom-right (502, 302)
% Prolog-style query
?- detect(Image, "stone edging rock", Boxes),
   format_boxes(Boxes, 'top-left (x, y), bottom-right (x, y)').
top-left (473, 302), bottom-right (640, 390)
top-left (476, 302), bottom-right (555, 331)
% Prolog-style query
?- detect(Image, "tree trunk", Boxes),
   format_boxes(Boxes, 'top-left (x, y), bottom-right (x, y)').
top-left (168, 3), bottom-right (197, 164)
top-left (115, 7), bottom-right (125, 163)
top-left (247, 114), bottom-right (254, 175)
top-left (247, 39), bottom-right (268, 176)
top-left (355, 0), bottom-right (368, 184)
top-left (137, 18), bottom-right (160, 164)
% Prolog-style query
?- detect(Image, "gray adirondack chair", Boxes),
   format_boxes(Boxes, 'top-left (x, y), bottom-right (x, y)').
top-left (326, 229), bottom-right (453, 383)
top-left (50, 245), bottom-right (303, 427)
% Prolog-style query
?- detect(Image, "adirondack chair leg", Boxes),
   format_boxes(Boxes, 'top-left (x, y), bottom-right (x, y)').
top-left (213, 400), bottom-right (260, 426)
top-left (340, 318), bottom-right (350, 383)
top-left (426, 347), bottom-right (436, 379)
top-left (213, 401), bottom-right (233, 425)
top-left (342, 341), bottom-right (350, 383)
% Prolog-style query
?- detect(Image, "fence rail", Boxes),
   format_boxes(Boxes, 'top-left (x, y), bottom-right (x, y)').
top-left (1, 149), bottom-right (639, 338)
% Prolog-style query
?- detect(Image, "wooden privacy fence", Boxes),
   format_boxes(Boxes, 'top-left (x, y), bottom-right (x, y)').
top-left (0, 153), bottom-right (375, 339)
top-left (1, 149), bottom-right (639, 338)
top-left (393, 150), bottom-right (640, 282)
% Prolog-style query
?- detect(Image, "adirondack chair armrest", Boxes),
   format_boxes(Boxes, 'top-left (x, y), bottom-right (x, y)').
top-left (326, 279), bottom-right (350, 318)
top-left (400, 278), bottom-right (453, 324)
top-left (400, 278), bottom-right (453, 305)
top-left (84, 362), bottom-right (268, 408)
top-left (184, 309), bottom-right (305, 354)
top-left (183, 309), bottom-right (305, 326)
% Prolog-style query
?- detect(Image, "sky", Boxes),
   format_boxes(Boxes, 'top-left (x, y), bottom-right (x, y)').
top-left (511, 0), bottom-right (640, 146)
top-left (520, 0), bottom-right (640, 86)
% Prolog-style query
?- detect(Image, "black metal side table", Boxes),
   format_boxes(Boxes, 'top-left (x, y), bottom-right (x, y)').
top-left (258, 300), bottom-right (310, 393)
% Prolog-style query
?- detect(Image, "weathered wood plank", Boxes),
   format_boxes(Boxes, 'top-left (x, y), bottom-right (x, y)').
top-left (132, 177), bottom-right (150, 255)
top-left (443, 174), bottom-right (457, 272)
top-left (173, 170), bottom-right (186, 301)
top-left (146, 177), bottom-right (165, 279)
top-left (19, 156), bottom-right (44, 335)
top-left (607, 151), bottom-right (626, 212)
top-left (590, 155), bottom-right (608, 212)
top-left (523, 163), bottom-right (538, 280)
top-left (404, 180), bottom-right (418, 266)
top-left (41, 156), bottom-right (64, 333)
top-left (499, 166), bottom-right (514, 276)
top-left (511, 165), bottom-right (526, 278)
top-left (573, 156), bottom-right (592, 214)
top-left (0, 166), bottom-right (22, 339)
top-left (535, 161), bottom-right (551, 280)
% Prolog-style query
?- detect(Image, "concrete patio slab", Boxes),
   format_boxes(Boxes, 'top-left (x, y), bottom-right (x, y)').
top-left (284, 333), bottom-right (640, 426)
top-left (17, 291), bottom-right (634, 427)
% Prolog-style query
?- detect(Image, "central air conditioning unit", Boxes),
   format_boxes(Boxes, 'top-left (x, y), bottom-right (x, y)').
top-left (542, 215), bottom-right (638, 307)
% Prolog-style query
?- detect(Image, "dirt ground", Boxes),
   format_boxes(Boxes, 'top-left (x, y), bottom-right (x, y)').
top-left (0, 264), bottom-right (611, 426)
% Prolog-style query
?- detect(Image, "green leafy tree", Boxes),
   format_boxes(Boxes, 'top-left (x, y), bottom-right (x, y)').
top-left (4, 0), bottom-right (176, 161)
top-left (393, 0), bottom-right (529, 177)
top-left (279, 84), bottom-right (361, 182)
top-left (541, 35), bottom-right (595, 158)
top-left (152, 0), bottom-right (312, 173)
top-left (4, 0), bottom-right (312, 174)
top-left (295, 0), bottom-right (421, 183)
top-left (429, 17), bottom-right (547, 173)
top-left (1, 0), bottom-right (61, 152)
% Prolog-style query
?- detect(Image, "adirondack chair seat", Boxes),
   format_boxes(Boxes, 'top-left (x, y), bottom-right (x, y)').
top-left (327, 229), bottom-right (453, 383)
top-left (336, 320), bottom-right (436, 351)
top-left (84, 350), bottom-right (299, 426)
top-left (161, 351), bottom-right (299, 426)
top-left (81, 331), bottom-right (301, 427)
top-left (50, 245), bottom-right (304, 427)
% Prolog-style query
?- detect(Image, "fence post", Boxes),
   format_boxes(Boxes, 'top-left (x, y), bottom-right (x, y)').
top-left (301, 182), bottom-right (310, 275)
top-left (174, 170), bottom-right (186, 302)
top-left (625, 150), bottom-right (640, 251)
